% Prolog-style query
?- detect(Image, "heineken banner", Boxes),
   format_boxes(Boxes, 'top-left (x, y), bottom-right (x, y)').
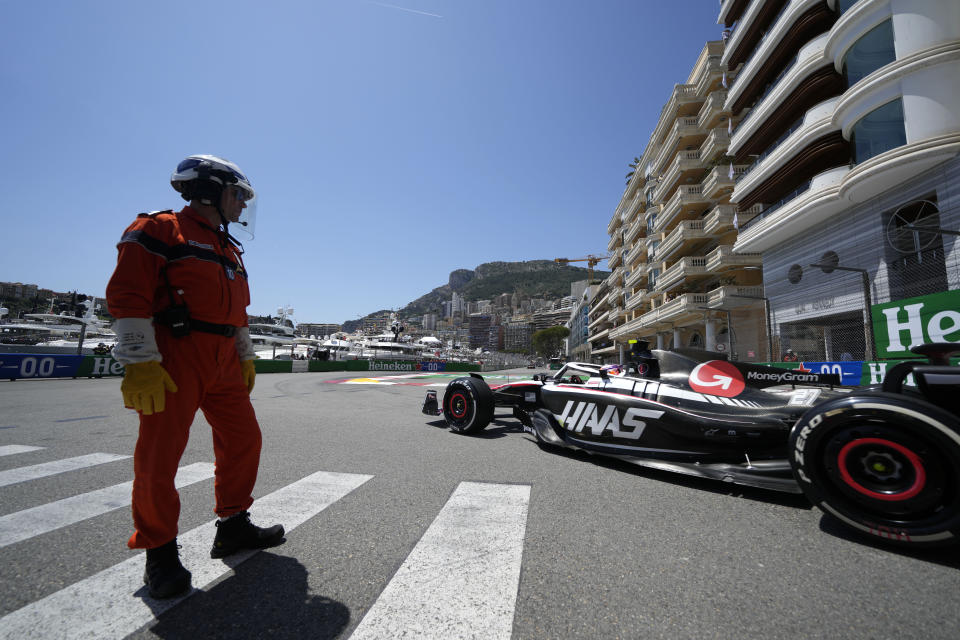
top-left (0, 354), bottom-right (478, 379)
top-left (871, 290), bottom-right (960, 359)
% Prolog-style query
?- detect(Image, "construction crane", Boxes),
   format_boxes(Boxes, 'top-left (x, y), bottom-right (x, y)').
top-left (554, 254), bottom-right (610, 284)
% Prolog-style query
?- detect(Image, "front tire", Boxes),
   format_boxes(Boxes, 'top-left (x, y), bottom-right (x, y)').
top-left (442, 377), bottom-right (494, 434)
top-left (789, 394), bottom-right (960, 548)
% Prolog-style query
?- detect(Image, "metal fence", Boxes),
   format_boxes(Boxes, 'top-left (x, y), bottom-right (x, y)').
top-left (764, 199), bottom-right (958, 362)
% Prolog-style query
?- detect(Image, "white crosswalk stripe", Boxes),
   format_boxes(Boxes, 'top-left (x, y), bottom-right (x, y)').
top-left (0, 446), bottom-right (532, 640)
top-left (0, 445), bottom-right (44, 457)
top-left (0, 469), bottom-right (373, 640)
top-left (0, 452), bottom-right (130, 487)
top-left (0, 462), bottom-right (215, 548)
top-left (349, 482), bottom-right (531, 640)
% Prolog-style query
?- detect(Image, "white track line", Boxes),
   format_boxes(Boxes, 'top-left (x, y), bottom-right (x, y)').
top-left (0, 470), bottom-right (373, 640)
top-left (0, 445), bottom-right (44, 457)
top-left (0, 462), bottom-right (215, 548)
top-left (0, 453), bottom-right (130, 488)
top-left (349, 481), bottom-right (530, 640)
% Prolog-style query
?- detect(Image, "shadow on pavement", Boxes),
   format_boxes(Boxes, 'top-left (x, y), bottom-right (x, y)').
top-left (817, 514), bottom-right (960, 568)
top-left (147, 553), bottom-right (349, 640)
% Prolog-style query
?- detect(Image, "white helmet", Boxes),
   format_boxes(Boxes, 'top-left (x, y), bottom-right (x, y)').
top-left (170, 154), bottom-right (255, 203)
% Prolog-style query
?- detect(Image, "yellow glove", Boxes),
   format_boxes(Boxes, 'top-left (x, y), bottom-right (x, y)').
top-left (121, 361), bottom-right (178, 415)
top-left (241, 359), bottom-right (256, 394)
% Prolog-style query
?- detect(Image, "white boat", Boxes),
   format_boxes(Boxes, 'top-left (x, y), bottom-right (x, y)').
top-left (318, 338), bottom-right (356, 360)
top-left (354, 333), bottom-right (429, 360)
top-left (0, 299), bottom-right (116, 354)
top-left (249, 306), bottom-right (298, 359)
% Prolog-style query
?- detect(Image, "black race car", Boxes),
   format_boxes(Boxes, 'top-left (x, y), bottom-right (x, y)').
top-left (423, 343), bottom-right (960, 548)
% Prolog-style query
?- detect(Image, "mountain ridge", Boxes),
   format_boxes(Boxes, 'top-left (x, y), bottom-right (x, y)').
top-left (397, 259), bottom-right (609, 319)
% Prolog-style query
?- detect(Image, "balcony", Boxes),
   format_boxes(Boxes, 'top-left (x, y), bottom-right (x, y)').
top-left (699, 127), bottom-right (731, 165)
top-left (700, 203), bottom-right (763, 234)
top-left (655, 186), bottom-right (708, 234)
top-left (730, 33), bottom-right (829, 155)
top-left (650, 87), bottom-right (700, 151)
top-left (607, 231), bottom-right (622, 252)
top-left (693, 55), bottom-right (724, 98)
top-left (653, 150), bottom-right (705, 204)
top-left (650, 117), bottom-right (702, 177)
top-left (705, 245), bottom-right (762, 272)
top-left (735, 164), bottom-right (852, 253)
top-left (727, 0), bottom-right (833, 114)
top-left (590, 327), bottom-right (611, 342)
top-left (604, 288), bottom-right (620, 308)
top-left (624, 265), bottom-right (647, 289)
top-left (608, 247), bottom-right (623, 270)
top-left (606, 209), bottom-right (620, 234)
top-left (732, 96), bottom-right (842, 205)
top-left (591, 343), bottom-right (618, 356)
top-left (657, 256), bottom-right (708, 291)
top-left (653, 293), bottom-right (711, 323)
top-left (588, 310), bottom-right (610, 331)
top-left (620, 192), bottom-right (643, 224)
top-left (701, 164), bottom-right (750, 199)
top-left (625, 289), bottom-right (648, 311)
top-left (656, 220), bottom-right (708, 262)
top-left (707, 285), bottom-right (765, 308)
top-left (721, 0), bottom-right (767, 70)
top-left (624, 214), bottom-right (647, 244)
top-left (697, 91), bottom-right (729, 130)
top-left (624, 242), bottom-right (646, 266)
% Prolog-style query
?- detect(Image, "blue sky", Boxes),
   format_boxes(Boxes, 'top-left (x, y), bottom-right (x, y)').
top-left (1, 0), bottom-right (722, 324)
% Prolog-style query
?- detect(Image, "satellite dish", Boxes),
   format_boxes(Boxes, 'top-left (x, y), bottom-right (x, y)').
top-left (886, 199), bottom-right (940, 253)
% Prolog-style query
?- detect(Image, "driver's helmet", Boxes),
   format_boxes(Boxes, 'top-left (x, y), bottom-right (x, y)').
top-left (170, 155), bottom-right (255, 205)
top-left (601, 364), bottom-right (624, 376)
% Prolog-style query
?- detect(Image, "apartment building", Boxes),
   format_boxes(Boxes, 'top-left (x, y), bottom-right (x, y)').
top-left (296, 323), bottom-right (340, 338)
top-left (592, 39), bottom-right (769, 364)
top-left (721, 0), bottom-right (960, 360)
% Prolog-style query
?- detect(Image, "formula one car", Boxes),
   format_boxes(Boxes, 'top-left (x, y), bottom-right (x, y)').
top-left (422, 342), bottom-right (960, 548)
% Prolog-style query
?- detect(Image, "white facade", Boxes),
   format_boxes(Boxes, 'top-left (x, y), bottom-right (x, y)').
top-left (720, 0), bottom-right (960, 359)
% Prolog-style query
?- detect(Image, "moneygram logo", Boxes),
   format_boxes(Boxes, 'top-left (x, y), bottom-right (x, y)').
top-left (688, 360), bottom-right (745, 397)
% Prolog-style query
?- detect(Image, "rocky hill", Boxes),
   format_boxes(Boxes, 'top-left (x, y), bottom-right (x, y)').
top-left (398, 260), bottom-right (609, 318)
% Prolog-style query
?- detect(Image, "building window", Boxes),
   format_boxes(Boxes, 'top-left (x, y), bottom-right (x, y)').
top-left (851, 99), bottom-right (906, 165)
top-left (842, 19), bottom-right (896, 87)
top-left (884, 198), bottom-right (949, 301)
top-left (649, 268), bottom-right (660, 289)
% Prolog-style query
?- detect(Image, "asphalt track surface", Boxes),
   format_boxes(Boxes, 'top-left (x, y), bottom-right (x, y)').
top-left (0, 369), bottom-right (958, 639)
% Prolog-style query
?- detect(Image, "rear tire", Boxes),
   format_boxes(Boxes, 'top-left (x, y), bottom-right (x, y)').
top-left (789, 394), bottom-right (960, 548)
top-left (442, 377), bottom-right (494, 434)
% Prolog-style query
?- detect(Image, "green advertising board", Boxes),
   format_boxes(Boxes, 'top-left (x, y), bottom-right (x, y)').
top-left (871, 289), bottom-right (960, 359)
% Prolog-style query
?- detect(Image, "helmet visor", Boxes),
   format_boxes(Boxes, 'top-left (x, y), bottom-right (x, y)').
top-left (235, 194), bottom-right (256, 240)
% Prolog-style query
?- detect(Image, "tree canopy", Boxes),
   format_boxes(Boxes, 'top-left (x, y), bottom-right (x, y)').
top-left (532, 325), bottom-right (570, 358)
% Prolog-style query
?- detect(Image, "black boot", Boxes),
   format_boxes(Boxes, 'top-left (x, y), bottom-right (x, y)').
top-left (210, 511), bottom-right (285, 558)
top-left (143, 539), bottom-right (191, 599)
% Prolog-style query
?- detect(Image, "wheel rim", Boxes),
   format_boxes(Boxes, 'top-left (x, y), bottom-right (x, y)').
top-left (449, 392), bottom-right (468, 419)
top-left (821, 424), bottom-right (951, 518)
top-left (836, 437), bottom-right (926, 501)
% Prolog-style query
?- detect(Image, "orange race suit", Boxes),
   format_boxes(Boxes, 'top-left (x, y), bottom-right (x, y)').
top-left (106, 206), bottom-right (261, 550)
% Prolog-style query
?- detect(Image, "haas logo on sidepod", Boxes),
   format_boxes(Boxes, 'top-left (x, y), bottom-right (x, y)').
top-left (688, 360), bottom-right (746, 397)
